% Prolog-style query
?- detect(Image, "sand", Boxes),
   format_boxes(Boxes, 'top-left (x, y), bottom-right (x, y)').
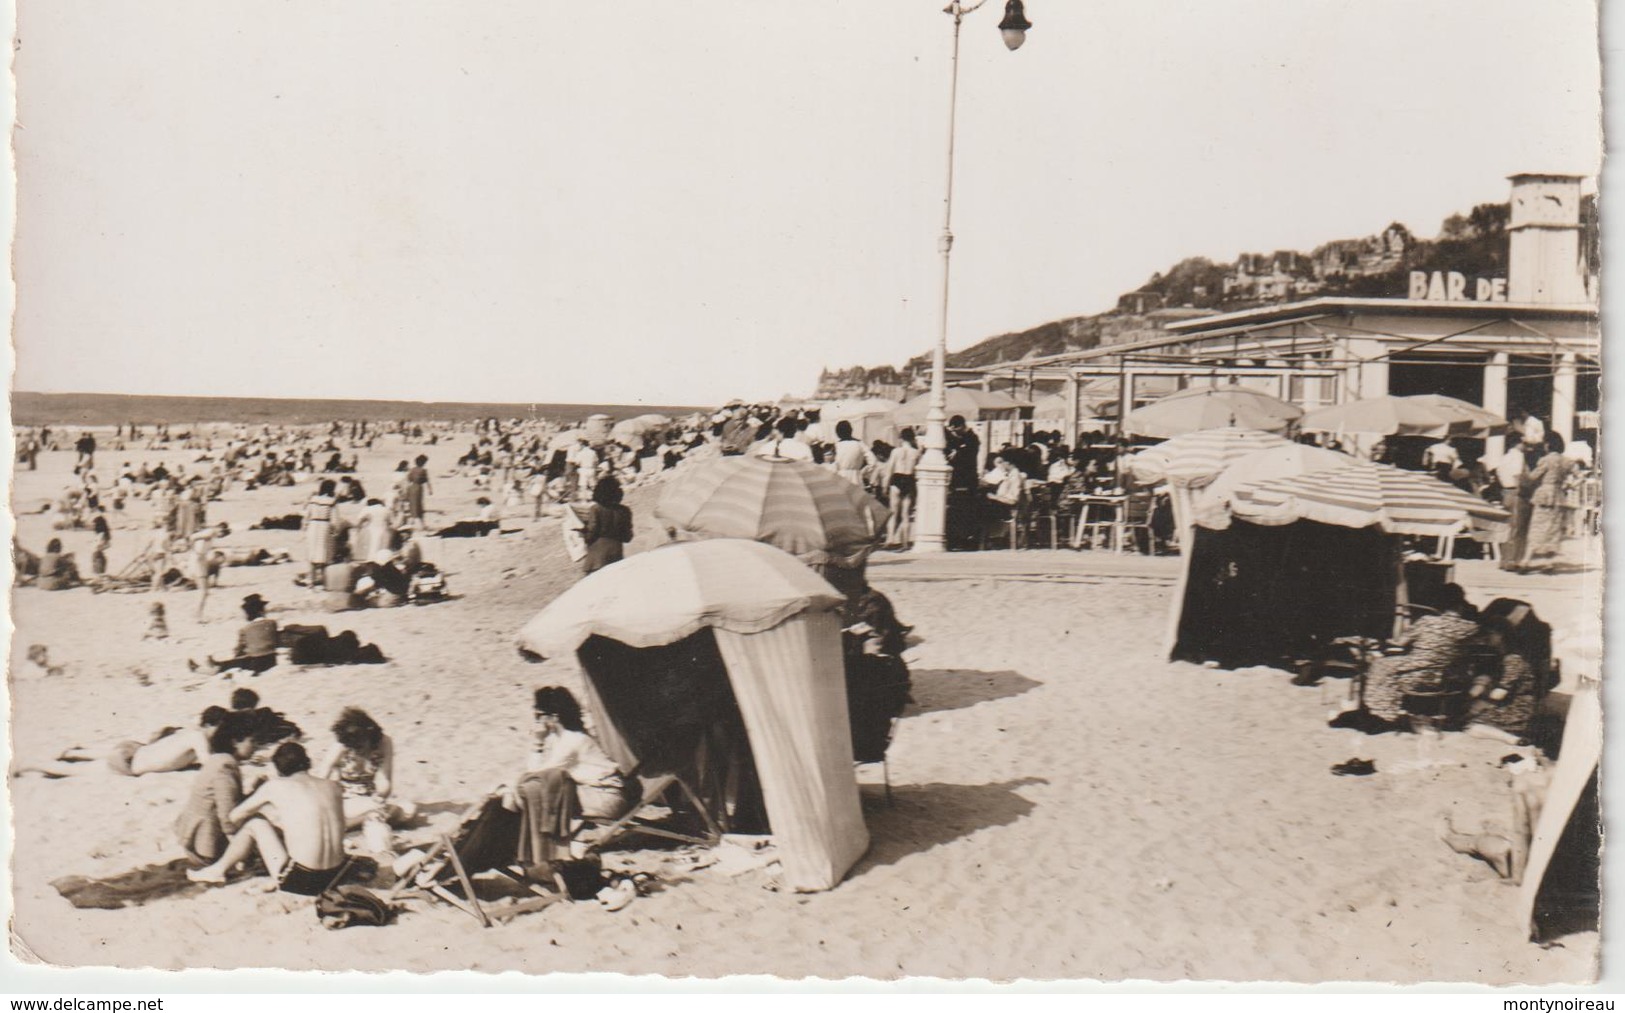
top-left (6, 433), bottom-right (1599, 982)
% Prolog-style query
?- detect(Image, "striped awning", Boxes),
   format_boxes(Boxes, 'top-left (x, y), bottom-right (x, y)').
top-left (1145, 427), bottom-right (1293, 488)
top-left (1228, 460), bottom-right (1510, 540)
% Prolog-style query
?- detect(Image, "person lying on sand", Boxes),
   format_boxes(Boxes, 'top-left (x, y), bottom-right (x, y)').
top-left (16, 706), bottom-right (231, 779)
top-left (188, 742), bottom-right (348, 896)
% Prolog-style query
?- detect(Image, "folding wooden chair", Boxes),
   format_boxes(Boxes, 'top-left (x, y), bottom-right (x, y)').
top-left (389, 797), bottom-right (561, 928)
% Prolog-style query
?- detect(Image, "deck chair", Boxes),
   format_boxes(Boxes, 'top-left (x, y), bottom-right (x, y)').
top-left (579, 771), bottom-right (725, 853)
top-left (390, 796), bottom-right (562, 928)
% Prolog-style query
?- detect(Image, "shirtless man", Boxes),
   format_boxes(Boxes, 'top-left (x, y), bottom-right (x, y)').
top-left (188, 741), bottom-right (347, 896)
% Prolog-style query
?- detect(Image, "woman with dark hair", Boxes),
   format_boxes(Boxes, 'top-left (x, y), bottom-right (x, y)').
top-left (37, 537), bottom-right (82, 590)
top-left (303, 478), bottom-right (338, 588)
top-left (1521, 431), bottom-right (1579, 567)
top-left (499, 686), bottom-right (635, 866)
top-left (581, 476), bottom-right (633, 575)
top-left (317, 707), bottom-right (404, 853)
top-left (404, 454), bottom-right (432, 525)
top-left (1336, 583), bottom-right (1484, 730)
top-left (174, 713), bottom-right (257, 866)
top-left (91, 515), bottom-right (111, 576)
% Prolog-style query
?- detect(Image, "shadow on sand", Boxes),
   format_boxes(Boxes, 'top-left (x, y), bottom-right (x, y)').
top-left (907, 669), bottom-right (1042, 715)
top-left (851, 777), bottom-right (1046, 876)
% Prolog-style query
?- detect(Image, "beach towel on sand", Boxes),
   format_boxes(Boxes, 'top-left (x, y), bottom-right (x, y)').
top-left (53, 859), bottom-right (208, 910)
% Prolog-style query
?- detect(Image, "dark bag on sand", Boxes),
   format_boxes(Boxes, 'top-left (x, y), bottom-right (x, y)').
top-left (556, 857), bottom-right (605, 901)
top-left (281, 624), bottom-right (331, 665)
top-left (316, 885), bottom-right (394, 929)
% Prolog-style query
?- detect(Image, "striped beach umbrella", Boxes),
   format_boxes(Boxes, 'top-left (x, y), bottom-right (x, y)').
top-left (655, 455), bottom-right (889, 568)
top-left (1192, 443), bottom-right (1356, 530)
top-left (1124, 386), bottom-right (1303, 439)
top-left (1228, 460), bottom-right (1510, 540)
top-left (1146, 427), bottom-right (1293, 488)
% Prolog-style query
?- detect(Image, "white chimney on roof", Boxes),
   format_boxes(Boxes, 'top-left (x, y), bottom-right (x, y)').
top-left (1507, 173), bottom-right (1591, 304)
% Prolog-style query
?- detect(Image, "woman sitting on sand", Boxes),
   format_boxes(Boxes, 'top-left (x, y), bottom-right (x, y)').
top-left (174, 714), bottom-right (258, 866)
top-left (316, 707), bottom-right (410, 854)
top-left (1334, 583), bottom-right (1484, 731)
top-left (36, 538), bottom-right (84, 591)
top-left (498, 687), bottom-right (636, 866)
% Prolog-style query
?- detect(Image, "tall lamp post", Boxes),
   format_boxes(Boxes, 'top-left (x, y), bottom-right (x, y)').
top-left (913, 0), bottom-right (1031, 553)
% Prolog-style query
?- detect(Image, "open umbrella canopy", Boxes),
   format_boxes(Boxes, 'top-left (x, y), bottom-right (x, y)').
top-left (609, 414), bottom-right (672, 442)
top-left (655, 455), bottom-right (889, 567)
top-left (892, 387), bottom-right (1031, 424)
top-left (820, 397), bottom-right (901, 419)
top-left (1192, 443), bottom-right (1358, 529)
top-left (1141, 427), bottom-right (1293, 488)
top-left (1227, 459), bottom-right (1510, 540)
top-left (1400, 394), bottom-right (1508, 435)
top-left (1030, 393), bottom-right (1071, 420)
top-left (1124, 386), bottom-right (1303, 438)
top-left (515, 538), bottom-right (844, 659)
top-left (1299, 395), bottom-right (1492, 438)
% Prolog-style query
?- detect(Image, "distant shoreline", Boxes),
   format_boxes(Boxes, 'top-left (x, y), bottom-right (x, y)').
top-left (10, 391), bottom-right (710, 428)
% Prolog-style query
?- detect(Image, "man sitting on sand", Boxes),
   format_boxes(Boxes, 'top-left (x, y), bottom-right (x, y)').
top-left (188, 741), bottom-right (348, 896)
top-left (208, 594), bottom-right (279, 675)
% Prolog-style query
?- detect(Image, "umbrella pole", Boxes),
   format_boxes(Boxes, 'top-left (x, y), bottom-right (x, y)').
top-left (1162, 518), bottom-right (1195, 660)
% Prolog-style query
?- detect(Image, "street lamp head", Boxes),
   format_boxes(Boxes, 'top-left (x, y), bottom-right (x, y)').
top-left (998, 0), bottom-right (1032, 50)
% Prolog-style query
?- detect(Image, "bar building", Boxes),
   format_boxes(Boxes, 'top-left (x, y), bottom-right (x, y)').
top-left (979, 174), bottom-right (1600, 459)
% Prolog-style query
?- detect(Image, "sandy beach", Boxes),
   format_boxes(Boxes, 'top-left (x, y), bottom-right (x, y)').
top-left (7, 432), bottom-right (1598, 983)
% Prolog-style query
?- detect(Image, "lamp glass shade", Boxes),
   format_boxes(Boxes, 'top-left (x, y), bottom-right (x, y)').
top-left (998, 0), bottom-right (1032, 50)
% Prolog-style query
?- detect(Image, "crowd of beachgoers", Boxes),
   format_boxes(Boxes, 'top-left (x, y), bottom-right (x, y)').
top-left (5, 400), bottom-right (1599, 982)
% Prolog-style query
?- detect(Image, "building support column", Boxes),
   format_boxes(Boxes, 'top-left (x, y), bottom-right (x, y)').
top-left (1552, 353), bottom-right (1578, 443)
top-left (1063, 374), bottom-right (1080, 448)
top-left (1484, 352), bottom-right (1509, 461)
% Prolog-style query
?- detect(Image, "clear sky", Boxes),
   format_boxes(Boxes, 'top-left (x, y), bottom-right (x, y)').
top-left (11, 0), bottom-right (1601, 407)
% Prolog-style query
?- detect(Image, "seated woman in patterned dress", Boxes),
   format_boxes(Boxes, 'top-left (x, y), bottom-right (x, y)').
top-left (1336, 583), bottom-right (1484, 732)
top-left (316, 707), bottom-right (410, 855)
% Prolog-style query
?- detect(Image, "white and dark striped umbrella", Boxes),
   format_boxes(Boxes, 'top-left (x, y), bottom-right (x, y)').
top-left (515, 538), bottom-right (843, 658)
top-left (1228, 460), bottom-right (1510, 540)
top-left (655, 455), bottom-right (889, 567)
top-left (1142, 427), bottom-right (1293, 488)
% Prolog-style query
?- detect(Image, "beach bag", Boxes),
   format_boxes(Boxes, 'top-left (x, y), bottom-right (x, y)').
top-left (315, 885), bottom-right (394, 929)
top-left (282, 624), bottom-right (331, 665)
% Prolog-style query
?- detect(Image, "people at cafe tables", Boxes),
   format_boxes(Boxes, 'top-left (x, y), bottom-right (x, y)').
top-left (981, 452), bottom-right (1028, 523)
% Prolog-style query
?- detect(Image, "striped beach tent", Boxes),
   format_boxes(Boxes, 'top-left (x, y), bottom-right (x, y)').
top-left (515, 539), bottom-right (868, 892)
top-left (1228, 460), bottom-right (1510, 540)
top-left (655, 455), bottom-right (888, 569)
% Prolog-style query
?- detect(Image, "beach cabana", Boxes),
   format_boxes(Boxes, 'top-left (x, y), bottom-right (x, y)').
top-left (1167, 457), bottom-right (1509, 666)
top-left (819, 398), bottom-right (901, 445)
top-left (514, 539), bottom-right (869, 892)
